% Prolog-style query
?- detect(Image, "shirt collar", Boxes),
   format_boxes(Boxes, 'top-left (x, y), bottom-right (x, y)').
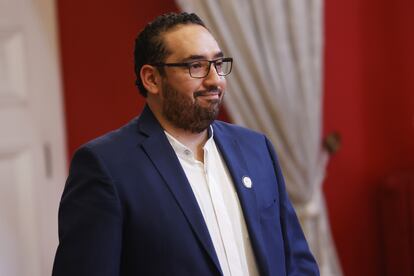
top-left (164, 126), bottom-right (214, 162)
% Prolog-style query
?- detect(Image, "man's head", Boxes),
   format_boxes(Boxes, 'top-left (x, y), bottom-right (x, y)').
top-left (135, 12), bottom-right (231, 133)
top-left (134, 12), bottom-right (206, 97)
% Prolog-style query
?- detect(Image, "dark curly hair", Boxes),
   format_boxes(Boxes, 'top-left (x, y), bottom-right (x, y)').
top-left (134, 12), bottom-right (206, 97)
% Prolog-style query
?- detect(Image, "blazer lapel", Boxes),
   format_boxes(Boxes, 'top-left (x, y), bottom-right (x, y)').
top-left (136, 106), bottom-right (222, 274)
top-left (213, 123), bottom-right (270, 276)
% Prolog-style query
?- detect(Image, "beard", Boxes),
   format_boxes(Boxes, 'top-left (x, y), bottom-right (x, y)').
top-left (161, 81), bottom-right (223, 133)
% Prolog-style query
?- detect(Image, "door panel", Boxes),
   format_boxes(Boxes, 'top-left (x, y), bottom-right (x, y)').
top-left (0, 0), bottom-right (67, 275)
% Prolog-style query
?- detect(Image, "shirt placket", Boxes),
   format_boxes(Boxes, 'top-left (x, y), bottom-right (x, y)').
top-left (204, 146), bottom-right (243, 276)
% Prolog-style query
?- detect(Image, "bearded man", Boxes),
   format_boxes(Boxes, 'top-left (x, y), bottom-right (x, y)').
top-left (52, 12), bottom-right (319, 276)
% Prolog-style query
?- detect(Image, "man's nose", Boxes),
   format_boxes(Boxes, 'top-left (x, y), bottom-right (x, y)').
top-left (203, 63), bottom-right (221, 84)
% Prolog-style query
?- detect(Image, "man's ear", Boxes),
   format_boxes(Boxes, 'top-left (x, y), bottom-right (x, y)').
top-left (140, 65), bottom-right (161, 95)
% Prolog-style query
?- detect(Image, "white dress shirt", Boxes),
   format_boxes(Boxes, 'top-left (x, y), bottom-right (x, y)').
top-left (165, 128), bottom-right (259, 276)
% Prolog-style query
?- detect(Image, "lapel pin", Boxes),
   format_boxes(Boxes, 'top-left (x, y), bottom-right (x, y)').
top-left (242, 176), bottom-right (252, 188)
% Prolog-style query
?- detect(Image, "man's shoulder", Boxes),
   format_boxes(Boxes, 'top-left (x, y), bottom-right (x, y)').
top-left (76, 117), bottom-right (141, 156)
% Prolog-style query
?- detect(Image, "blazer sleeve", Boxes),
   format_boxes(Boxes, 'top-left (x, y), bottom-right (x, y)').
top-left (52, 146), bottom-right (123, 276)
top-left (265, 137), bottom-right (320, 275)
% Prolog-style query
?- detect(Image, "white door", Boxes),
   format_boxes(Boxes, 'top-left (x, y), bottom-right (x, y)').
top-left (0, 0), bottom-right (67, 275)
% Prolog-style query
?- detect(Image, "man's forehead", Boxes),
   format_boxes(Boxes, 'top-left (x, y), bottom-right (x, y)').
top-left (162, 24), bottom-right (222, 60)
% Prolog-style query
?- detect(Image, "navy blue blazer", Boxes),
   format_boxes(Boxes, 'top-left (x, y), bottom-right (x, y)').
top-left (52, 106), bottom-right (319, 276)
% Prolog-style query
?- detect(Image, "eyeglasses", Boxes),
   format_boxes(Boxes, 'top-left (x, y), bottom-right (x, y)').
top-left (151, 57), bottom-right (233, 79)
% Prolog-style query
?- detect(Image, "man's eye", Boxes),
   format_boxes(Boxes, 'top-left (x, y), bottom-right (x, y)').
top-left (215, 61), bottom-right (223, 68)
top-left (190, 62), bottom-right (203, 69)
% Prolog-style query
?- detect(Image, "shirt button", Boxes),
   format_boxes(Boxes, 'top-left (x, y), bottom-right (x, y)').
top-left (184, 149), bottom-right (191, 155)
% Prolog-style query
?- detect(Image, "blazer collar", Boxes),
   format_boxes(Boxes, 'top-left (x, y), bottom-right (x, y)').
top-left (136, 105), bottom-right (222, 274)
top-left (212, 123), bottom-right (270, 276)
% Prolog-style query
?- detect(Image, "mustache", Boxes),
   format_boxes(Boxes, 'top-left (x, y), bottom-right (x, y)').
top-left (193, 87), bottom-right (222, 98)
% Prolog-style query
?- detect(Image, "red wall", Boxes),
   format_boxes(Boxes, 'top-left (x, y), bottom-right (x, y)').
top-left (58, 1), bottom-right (179, 155)
top-left (323, 0), bottom-right (414, 275)
top-left (58, 1), bottom-right (414, 275)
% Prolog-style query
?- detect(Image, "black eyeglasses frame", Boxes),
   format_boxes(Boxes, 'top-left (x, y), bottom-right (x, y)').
top-left (151, 57), bottom-right (233, 79)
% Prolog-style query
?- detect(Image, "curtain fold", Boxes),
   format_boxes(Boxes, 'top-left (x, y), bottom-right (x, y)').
top-left (176, 0), bottom-right (342, 275)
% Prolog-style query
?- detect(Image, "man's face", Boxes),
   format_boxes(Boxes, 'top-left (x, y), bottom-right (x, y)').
top-left (158, 24), bottom-right (227, 133)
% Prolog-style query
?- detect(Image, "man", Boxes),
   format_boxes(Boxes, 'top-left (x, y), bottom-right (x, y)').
top-left (53, 12), bottom-right (319, 276)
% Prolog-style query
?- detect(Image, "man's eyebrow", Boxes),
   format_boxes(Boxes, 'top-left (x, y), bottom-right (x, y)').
top-left (181, 52), bottom-right (224, 62)
top-left (213, 52), bottom-right (224, 58)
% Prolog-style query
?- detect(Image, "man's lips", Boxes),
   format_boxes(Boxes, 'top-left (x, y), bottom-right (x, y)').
top-left (194, 90), bottom-right (222, 99)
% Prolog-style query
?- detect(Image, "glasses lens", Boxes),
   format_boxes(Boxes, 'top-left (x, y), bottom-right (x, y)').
top-left (215, 59), bottom-right (232, 76)
top-left (188, 58), bottom-right (232, 78)
top-left (189, 60), bottom-right (209, 78)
